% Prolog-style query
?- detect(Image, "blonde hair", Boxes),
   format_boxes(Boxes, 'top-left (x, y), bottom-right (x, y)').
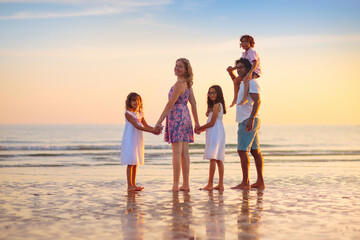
top-left (176, 58), bottom-right (193, 88)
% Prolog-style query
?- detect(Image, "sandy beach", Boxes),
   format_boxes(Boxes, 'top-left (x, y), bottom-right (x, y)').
top-left (1, 158), bottom-right (359, 240)
top-left (1, 124), bottom-right (359, 239)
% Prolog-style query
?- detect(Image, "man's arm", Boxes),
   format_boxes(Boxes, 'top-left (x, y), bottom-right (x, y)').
top-left (245, 92), bottom-right (261, 132)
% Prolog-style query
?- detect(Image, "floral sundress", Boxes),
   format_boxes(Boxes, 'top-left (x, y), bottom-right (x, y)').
top-left (164, 85), bottom-right (194, 143)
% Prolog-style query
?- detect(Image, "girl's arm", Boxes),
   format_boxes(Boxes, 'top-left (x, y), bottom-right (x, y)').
top-left (141, 117), bottom-right (160, 135)
top-left (197, 103), bottom-right (221, 132)
top-left (156, 81), bottom-right (185, 127)
top-left (125, 112), bottom-right (158, 134)
top-left (205, 106), bottom-right (211, 117)
top-left (188, 87), bottom-right (200, 131)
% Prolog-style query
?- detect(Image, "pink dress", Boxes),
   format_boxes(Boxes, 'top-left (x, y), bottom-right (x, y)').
top-left (164, 85), bottom-right (194, 143)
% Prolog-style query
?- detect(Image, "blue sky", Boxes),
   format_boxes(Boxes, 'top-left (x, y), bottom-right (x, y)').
top-left (1, 0), bottom-right (360, 124)
top-left (1, 0), bottom-right (359, 46)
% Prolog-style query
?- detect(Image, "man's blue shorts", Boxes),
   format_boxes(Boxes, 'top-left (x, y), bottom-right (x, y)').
top-left (237, 118), bottom-right (261, 151)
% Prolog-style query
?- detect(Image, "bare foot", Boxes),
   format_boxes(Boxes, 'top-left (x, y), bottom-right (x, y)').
top-left (230, 99), bottom-right (237, 108)
top-left (135, 186), bottom-right (144, 191)
top-left (251, 182), bottom-right (265, 189)
top-left (179, 185), bottom-right (190, 191)
top-left (231, 182), bottom-right (250, 190)
top-left (213, 184), bottom-right (224, 190)
top-left (172, 186), bottom-right (179, 192)
top-left (128, 186), bottom-right (138, 192)
top-left (199, 185), bottom-right (213, 191)
top-left (238, 99), bottom-right (248, 105)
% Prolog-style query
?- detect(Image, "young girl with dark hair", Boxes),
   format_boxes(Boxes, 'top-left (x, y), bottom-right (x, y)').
top-left (196, 85), bottom-right (226, 190)
top-left (121, 92), bottom-right (160, 192)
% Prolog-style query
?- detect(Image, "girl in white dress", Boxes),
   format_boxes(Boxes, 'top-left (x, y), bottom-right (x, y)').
top-left (196, 85), bottom-right (226, 190)
top-left (121, 92), bottom-right (160, 191)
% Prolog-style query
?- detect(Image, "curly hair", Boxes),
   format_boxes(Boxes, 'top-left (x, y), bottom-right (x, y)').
top-left (235, 58), bottom-right (252, 73)
top-left (240, 35), bottom-right (255, 48)
top-left (176, 58), bottom-right (193, 88)
top-left (125, 92), bottom-right (143, 112)
top-left (207, 85), bottom-right (226, 114)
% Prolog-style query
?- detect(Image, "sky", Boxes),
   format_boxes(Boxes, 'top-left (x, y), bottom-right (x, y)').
top-left (0, 0), bottom-right (360, 125)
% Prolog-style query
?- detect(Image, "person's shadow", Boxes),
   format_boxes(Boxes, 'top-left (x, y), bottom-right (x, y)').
top-left (237, 189), bottom-right (264, 240)
top-left (121, 192), bottom-right (145, 240)
top-left (163, 191), bottom-right (195, 239)
top-left (205, 190), bottom-right (226, 239)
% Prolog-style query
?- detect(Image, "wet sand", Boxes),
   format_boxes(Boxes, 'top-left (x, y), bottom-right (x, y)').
top-left (1, 160), bottom-right (360, 240)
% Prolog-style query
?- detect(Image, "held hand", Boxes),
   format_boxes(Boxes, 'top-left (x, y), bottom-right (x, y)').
top-left (194, 124), bottom-right (200, 135)
top-left (154, 124), bottom-right (163, 135)
top-left (153, 128), bottom-right (160, 135)
top-left (226, 66), bottom-right (234, 74)
top-left (154, 127), bottom-right (162, 135)
top-left (245, 118), bottom-right (254, 132)
top-left (155, 123), bottom-right (162, 131)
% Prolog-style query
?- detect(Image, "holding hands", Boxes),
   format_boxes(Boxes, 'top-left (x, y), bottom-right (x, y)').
top-left (194, 123), bottom-right (203, 135)
top-left (154, 123), bottom-right (164, 135)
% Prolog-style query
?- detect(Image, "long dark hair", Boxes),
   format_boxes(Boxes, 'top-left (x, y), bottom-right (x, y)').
top-left (207, 85), bottom-right (226, 114)
top-left (125, 92), bottom-right (143, 112)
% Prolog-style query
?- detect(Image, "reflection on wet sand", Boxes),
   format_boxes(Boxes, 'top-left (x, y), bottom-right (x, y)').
top-left (205, 190), bottom-right (226, 239)
top-left (163, 191), bottom-right (195, 239)
top-left (238, 189), bottom-right (263, 240)
top-left (121, 192), bottom-right (145, 240)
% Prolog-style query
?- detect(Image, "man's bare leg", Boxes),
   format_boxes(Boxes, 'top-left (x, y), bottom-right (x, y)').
top-left (231, 150), bottom-right (250, 190)
top-left (250, 149), bottom-right (265, 189)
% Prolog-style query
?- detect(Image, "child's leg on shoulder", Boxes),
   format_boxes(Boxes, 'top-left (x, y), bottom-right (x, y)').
top-left (231, 76), bottom-right (242, 107)
top-left (239, 73), bottom-right (259, 106)
top-left (239, 79), bottom-right (249, 105)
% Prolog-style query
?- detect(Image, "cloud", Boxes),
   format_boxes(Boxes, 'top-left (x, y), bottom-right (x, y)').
top-left (0, 7), bottom-right (119, 19)
top-left (0, 0), bottom-right (172, 20)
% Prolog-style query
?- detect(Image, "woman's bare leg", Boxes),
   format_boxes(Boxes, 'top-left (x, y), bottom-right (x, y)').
top-left (172, 142), bottom-right (182, 192)
top-left (179, 142), bottom-right (190, 191)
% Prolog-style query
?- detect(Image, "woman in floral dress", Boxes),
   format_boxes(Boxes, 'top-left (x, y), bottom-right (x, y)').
top-left (155, 58), bottom-right (200, 192)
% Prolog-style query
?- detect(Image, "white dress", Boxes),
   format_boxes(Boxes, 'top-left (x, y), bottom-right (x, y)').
top-left (203, 103), bottom-right (226, 161)
top-left (121, 110), bottom-right (144, 166)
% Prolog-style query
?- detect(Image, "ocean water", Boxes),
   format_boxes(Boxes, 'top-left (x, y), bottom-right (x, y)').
top-left (0, 124), bottom-right (359, 168)
top-left (1, 125), bottom-right (360, 240)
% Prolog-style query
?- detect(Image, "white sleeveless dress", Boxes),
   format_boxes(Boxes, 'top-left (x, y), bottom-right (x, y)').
top-left (121, 110), bottom-right (144, 166)
top-left (203, 103), bottom-right (225, 161)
